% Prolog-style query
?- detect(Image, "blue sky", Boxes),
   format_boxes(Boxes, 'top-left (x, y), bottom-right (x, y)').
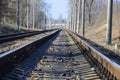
top-left (45, 0), bottom-right (69, 20)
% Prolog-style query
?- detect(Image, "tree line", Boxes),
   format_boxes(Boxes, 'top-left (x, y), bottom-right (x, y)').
top-left (68, 0), bottom-right (120, 44)
top-left (0, 0), bottom-right (49, 30)
top-left (68, 0), bottom-right (120, 29)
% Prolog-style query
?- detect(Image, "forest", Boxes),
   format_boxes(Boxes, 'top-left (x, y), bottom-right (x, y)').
top-left (0, 0), bottom-right (50, 30)
top-left (68, 0), bottom-right (120, 52)
top-left (69, 0), bottom-right (120, 29)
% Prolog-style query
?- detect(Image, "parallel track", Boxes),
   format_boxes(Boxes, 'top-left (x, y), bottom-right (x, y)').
top-left (0, 29), bottom-right (56, 43)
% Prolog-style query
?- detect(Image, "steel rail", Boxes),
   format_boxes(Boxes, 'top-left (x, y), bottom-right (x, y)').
top-left (0, 29), bottom-right (60, 78)
top-left (67, 30), bottom-right (119, 79)
top-left (0, 29), bottom-right (57, 43)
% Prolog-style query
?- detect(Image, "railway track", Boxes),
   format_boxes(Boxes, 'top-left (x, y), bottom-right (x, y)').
top-left (27, 30), bottom-right (101, 80)
top-left (75, 33), bottom-right (120, 64)
top-left (67, 31), bottom-right (119, 79)
top-left (0, 29), bottom-right (56, 43)
top-left (0, 29), bottom-right (58, 54)
top-left (0, 29), bottom-right (119, 79)
top-left (0, 29), bottom-right (60, 78)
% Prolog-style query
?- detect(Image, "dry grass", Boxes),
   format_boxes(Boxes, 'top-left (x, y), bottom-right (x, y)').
top-left (0, 24), bottom-right (27, 35)
top-left (0, 23), bottom-right (42, 35)
top-left (84, 14), bottom-right (120, 54)
top-left (95, 24), bottom-right (107, 34)
top-left (85, 25), bottom-right (120, 53)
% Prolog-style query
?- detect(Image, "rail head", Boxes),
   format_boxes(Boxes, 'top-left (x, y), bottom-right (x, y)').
top-left (67, 30), bottom-right (120, 79)
top-left (0, 29), bottom-right (58, 43)
top-left (0, 29), bottom-right (57, 38)
top-left (0, 29), bottom-right (60, 78)
top-left (81, 38), bottom-right (120, 69)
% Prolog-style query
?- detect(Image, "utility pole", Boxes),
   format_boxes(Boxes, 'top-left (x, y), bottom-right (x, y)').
top-left (44, 9), bottom-right (46, 30)
top-left (73, 0), bottom-right (75, 32)
top-left (75, 0), bottom-right (78, 33)
top-left (77, 0), bottom-right (81, 33)
top-left (17, 0), bottom-right (20, 31)
top-left (45, 9), bottom-right (48, 29)
top-left (70, 13), bottom-right (73, 31)
top-left (27, 0), bottom-right (29, 29)
top-left (32, 0), bottom-right (35, 29)
top-left (74, 0), bottom-right (77, 32)
top-left (71, 14), bottom-right (72, 31)
top-left (82, 0), bottom-right (85, 37)
top-left (106, 0), bottom-right (113, 44)
top-left (70, 12), bottom-right (72, 31)
top-left (72, 0), bottom-right (75, 32)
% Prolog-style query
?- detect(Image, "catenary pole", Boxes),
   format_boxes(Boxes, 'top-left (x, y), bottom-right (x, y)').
top-left (17, 0), bottom-right (20, 31)
top-left (82, 0), bottom-right (85, 37)
top-left (106, 0), bottom-right (113, 44)
top-left (32, 0), bottom-right (35, 29)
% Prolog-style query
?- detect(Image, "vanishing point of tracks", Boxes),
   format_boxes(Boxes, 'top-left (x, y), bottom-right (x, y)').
top-left (0, 30), bottom-right (119, 80)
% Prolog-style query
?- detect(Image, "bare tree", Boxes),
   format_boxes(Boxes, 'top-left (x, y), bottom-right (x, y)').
top-left (85, 0), bottom-right (94, 26)
top-left (0, 0), bottom-right (49, 30)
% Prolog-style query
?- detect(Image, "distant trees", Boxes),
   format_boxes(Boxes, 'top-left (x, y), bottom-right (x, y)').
top-left (0, 0), bottom-right (49, 30)
top-left (69, 0), bottom-right (120, 29)
top-left (85, 0), bottom-right (94, 26)
top-left (68, 0), bottom-right (120, 44)
top-left (0, 0), bottom-right (17, 24)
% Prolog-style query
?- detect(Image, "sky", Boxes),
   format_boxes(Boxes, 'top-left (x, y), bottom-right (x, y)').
top-left (45, 0), bottom-right (69, 20)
